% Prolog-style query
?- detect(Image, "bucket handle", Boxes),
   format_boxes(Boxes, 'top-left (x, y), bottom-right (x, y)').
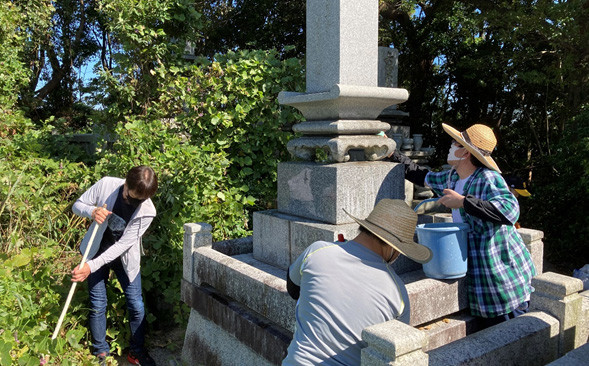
top-left (413, 197), bottom-right (440, 213)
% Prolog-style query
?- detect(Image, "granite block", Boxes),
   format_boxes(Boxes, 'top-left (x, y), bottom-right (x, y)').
top-left (305, 0), bottom-right (378, 93)
top-left (191, 248), bottom-right (295, 332)
top-left (253, 211), bottom-right (291, 269)
top-left (182, 308), bottom-right (277, 366)
top-left (277, 161), bottom-right (404, 225)
top-left (183, 223), bottom-right (212, 284)
top-left (428, 312), bottom-right (560, 366)
top-left (400, 270), bottom-right (468, 326)
top-left (181, 281), bottom-right (291, 365)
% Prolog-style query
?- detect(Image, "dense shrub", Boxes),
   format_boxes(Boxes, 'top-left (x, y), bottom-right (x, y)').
top-left (0, 46), bottom-right (304, 363)
top-left (0, 119), bottom-right (96, 365)
top-left (521, 108), bottom-right (589, 272)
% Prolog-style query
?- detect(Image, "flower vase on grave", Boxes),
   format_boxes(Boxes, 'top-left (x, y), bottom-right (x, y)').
top-left (401, 138), bottom-right (413, 151)
top-left (413, 134), bottom-right (423, 151)
top-left (392, 133), bottom-right (404, 151)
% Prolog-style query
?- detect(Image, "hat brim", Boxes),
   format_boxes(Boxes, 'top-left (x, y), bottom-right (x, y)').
top-left (515, 188), bottom-right (531, 197)
top-left (442, 123), bottom-right (502, 173)
top-left (344, 209), bottom-right (432, 264)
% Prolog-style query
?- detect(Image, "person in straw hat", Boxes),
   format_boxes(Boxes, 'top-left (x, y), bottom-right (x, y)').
top-left (283, 199), bottom-right (431, 366)
top-left (388, 123), bottom-right (536, 328)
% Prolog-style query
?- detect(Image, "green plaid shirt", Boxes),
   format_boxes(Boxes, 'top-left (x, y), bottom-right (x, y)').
top-left (425, 168), bottom-right (536, 318)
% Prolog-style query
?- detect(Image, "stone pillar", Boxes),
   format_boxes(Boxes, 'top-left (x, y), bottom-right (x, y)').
top-left (530, 272), bottom-right (585, 356)
top-left (263, 1), bottom-right (410, 270)
top-left (517, 227), bottom-right (544, 274)
top-left (278, 0), bottom-right (409, 162)
top-left (306, 0), bottom-right (378, 92)
top-left (182, 223), bottom-right (212, 285)
top-left (361, 320), bottom-right (428, 365)
top-left (378, 47), bottom-right (399, 89)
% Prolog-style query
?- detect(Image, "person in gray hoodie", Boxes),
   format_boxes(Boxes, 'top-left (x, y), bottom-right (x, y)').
top-left (71, 165), bottom-right (157, 366)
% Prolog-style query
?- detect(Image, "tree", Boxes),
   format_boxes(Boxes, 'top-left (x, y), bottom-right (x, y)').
top-left (191, 0), bottom-right (305, 58)
top-left (379, 0), bottom-right (588, 169)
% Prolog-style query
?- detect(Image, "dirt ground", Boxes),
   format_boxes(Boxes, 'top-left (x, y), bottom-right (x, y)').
top-left (111, 327), bottom-right (185, 366)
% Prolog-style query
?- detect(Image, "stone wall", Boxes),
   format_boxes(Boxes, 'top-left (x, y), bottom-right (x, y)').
top-left (181, 223), bottom-right (587, 366)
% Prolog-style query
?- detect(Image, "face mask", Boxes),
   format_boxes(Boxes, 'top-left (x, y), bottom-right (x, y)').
top-left (123, 185), bottom-right (146, 207)
top-left (447, 144), bottom-right (466, 163)
top-left (126, 196), bottom-right (145, 208)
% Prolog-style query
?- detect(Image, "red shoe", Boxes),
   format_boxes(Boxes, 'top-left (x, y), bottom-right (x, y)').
top-left (96, 352), bottom-right (109, 366)
top-left (127, 350), bottom-right (156, 366)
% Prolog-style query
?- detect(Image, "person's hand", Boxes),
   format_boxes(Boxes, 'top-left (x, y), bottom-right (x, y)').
top-left (71, 263), bottom-right (91, 282)
top-left (388, 150), bottom-right (402, 161)
top-left (438, 189), bottom-right (465, 209)
top-left (91, 206), bottom-right (111, 224)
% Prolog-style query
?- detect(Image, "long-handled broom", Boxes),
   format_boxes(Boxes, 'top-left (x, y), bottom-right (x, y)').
top-left (52, 205), bottom-right (106, 340)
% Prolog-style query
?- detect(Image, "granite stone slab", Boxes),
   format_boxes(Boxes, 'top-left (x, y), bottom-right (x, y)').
top-left (277, 161), bottom-right (404, 225)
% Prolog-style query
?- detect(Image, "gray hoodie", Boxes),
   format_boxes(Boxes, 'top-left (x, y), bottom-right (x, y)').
top-left (73, 176), bottom-right (156, 282)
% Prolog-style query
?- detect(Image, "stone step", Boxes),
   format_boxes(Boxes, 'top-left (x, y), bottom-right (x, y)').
top-left (415, 311), bottom-right (480, 352)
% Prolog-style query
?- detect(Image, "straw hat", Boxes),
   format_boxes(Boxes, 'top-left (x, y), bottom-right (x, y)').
top-left (442, 123), bottom-right (501, 173)
top-left (343, 199), bottom-right (432, 264)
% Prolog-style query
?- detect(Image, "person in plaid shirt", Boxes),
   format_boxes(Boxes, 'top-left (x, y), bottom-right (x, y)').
top-left (389, 123), bottom-right (536, 327)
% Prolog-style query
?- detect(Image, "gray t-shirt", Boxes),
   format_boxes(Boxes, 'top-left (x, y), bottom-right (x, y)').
top-left (283, 240), bottom-right (410, 366)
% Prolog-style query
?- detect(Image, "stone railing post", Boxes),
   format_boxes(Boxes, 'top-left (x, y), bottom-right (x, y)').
top-left (517, 228), bottom-right (544, 273)
top-left (361, 320), bottom-right (428, 366)
top-left (530, 272), bottom-right (584, 356)
top-left (182, 223), bottom-right (213, 285)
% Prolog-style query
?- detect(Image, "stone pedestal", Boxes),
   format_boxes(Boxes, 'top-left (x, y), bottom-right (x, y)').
top-left (276, 161), bottom-right (404, 225)
top-left (251, 160), bottom-right (406, 269)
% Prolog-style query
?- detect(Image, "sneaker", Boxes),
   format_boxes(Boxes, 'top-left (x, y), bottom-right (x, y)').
top-left (127, 350), bottom-right (156, 366)
top-left (96, 352), bottom-right (109, 366)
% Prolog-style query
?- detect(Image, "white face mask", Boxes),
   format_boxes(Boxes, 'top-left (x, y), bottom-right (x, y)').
top-left (447, 144), bottom-right (466, 163)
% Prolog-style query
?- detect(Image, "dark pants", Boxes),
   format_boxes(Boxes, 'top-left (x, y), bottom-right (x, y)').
top-left (87, 257), bottom-right (146, 355)
top-left (478, 301), bottom-right (530, 329)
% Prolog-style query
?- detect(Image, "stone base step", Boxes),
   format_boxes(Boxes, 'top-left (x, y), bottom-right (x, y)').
top-left (416, 311), bottom-right (480, 352)
top-left (181, 280), bottom-right (290, 365)
top-left (188, 248), bottom-right (467, 331)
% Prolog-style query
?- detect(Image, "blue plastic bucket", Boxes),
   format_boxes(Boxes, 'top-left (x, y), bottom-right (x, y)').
top-left (416, 222), bottom-right (469, 279)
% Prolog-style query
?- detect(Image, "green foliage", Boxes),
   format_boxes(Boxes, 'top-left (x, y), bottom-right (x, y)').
top-left (521, 108), bottom-right (589, 272)
top-left (192, 0), bottom-right (305, 58)
top-left (171, 49), bottom-right (304, 211)
top-left (92, 47), bottom-right (304, 324)
top-left (92, 116), bottom-right (254, 325)
top-left (0, 120), bottom-right (98, 364)
top-left (1, 0), bottom-right (305, 361)
top-left (94, 0), bottom-right (205, 121)
top-left (0, 2), bottom-right (30, 111)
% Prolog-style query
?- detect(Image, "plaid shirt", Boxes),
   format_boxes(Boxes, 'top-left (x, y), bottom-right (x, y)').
top-left (425, 168), bottom-right (536, 318)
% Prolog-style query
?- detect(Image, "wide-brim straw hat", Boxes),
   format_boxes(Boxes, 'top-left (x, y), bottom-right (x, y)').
top-left (343, 199), bottom-right (432, 264)
top-left (442, 123), bottom-right (502, 173)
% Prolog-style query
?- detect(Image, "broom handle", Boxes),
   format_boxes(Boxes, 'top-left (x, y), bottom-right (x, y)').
top-left (52, 204), bottom-right (106, 340)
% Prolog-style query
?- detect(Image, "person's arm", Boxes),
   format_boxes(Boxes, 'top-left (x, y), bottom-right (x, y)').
top-left (72, 178), bottom-right (114, 224)
top-left (286, 267), bottom-right (300, 300)
top-left (387, 150), bottom-right (430, 186)
top-left (463, 195), bottom-right (511, 225)
top-left (448, 172), bottom-right (519, 225)
top-left (86, 216), bottom-right (154, 273)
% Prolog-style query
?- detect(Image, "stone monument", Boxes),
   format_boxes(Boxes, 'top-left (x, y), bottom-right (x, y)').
top-left (278, 0), bottom-right (407, 163)
top-left (251, 0), bottom-right (411, 270)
